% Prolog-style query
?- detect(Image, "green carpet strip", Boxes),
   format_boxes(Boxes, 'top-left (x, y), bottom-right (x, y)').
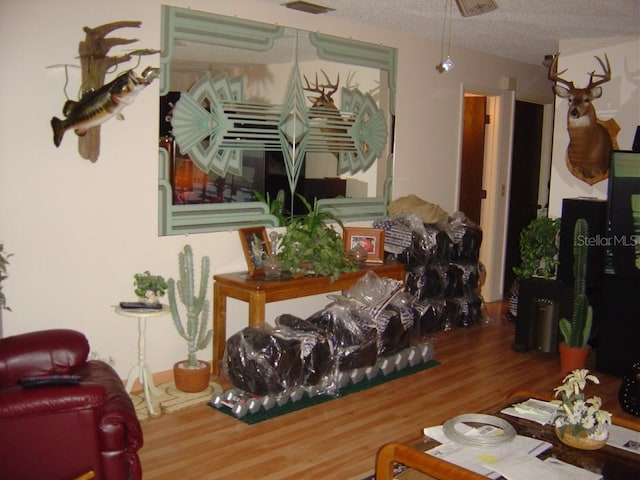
top-left (211, 359), bottom-right (440, 424)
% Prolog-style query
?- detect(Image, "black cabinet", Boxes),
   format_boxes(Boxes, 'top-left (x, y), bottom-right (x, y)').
top-left (596, 276), bottom-right (640, 377)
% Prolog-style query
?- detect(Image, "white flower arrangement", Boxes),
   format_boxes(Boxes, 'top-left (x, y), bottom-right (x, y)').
top-left (553, 369), bottom-right (612, 441)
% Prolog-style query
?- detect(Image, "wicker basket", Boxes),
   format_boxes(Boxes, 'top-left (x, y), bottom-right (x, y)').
top-left (555, 426), bottom-right (608, 450)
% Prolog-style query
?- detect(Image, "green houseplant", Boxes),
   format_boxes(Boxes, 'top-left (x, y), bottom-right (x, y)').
top-left (0, 243), bottom-right (12, 312)
top-left (559, 218), bottom-right (592, 373)
top-left (253, 189), bottom-right (287, 227)
top-left (513, 216), bottom-right (562, 281)
top-left (278, 195), bottom-right (357, 282)
top-left (133, 271), bottom-right (168, 304)
top-left (167, 244), bottom-right (213, 393)
top-left (507, 216), bottom-right (561, 321)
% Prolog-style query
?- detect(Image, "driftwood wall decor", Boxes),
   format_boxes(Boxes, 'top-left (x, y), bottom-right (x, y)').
top-left (50, 21), bottom-right (158, 162)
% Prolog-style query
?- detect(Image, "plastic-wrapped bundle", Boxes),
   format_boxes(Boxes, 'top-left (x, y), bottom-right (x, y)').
top-left (405, 265), bottom-right (427, 300)
top-left (275, 314), bottom-right (334, 387)
top-left (445, 264), bottom-right (465, 298)
top-left (413, 299), bottom-right (446, 336)
top-left (223, 325), bottom-right (303, 395)
top-left (444, 295), bottom-right (484, 329)
top-left (307, 303), bottom-right (378, 371)
top-left (458, 294), bottom-right (484, 327)
top-left (424, 265), bottom-right (447, 298)
top-left (459, 262), bottom-right (480, 297)
top-left (339, 270), bottom-right (404, 318)
top-left (409, 224), bottom-right (450, 267)
top-left (442, 298), bottom-right (461, 331)
top-left (449, 212), bottom-right (483, 262)
top-left (373, 217), bottom-right (414, 256)
top-left (375, 306), bottom-right (413, 357)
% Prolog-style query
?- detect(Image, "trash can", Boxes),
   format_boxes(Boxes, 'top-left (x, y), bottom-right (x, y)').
top-left (533, 298), bottom-right (558, 353)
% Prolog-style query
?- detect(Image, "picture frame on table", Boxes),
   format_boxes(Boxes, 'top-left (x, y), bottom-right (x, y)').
top-left (238, 227), bottom-right (272, 276)
top-left (343, 227), bottom-right (385, 264)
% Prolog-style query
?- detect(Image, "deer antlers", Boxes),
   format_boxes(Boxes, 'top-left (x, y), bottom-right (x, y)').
top-left (303, 70), bottom-right (339, 106)
top-left (548, 53), bottom-right (611, 89)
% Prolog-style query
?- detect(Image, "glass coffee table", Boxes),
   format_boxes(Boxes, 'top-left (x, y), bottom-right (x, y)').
top-left (376, 393), bottom-right (640, 480)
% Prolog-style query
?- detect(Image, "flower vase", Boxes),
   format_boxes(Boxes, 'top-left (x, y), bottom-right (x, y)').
top-left (559, 342), bottom-right (590, 374)
top-left (555, 426), bottom-right (608, 450)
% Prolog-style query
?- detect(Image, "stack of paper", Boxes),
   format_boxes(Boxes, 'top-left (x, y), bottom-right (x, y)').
top-left (500, 398), bottom-right (560, 425)
top-left (422, 420), bottom-right (603, 480)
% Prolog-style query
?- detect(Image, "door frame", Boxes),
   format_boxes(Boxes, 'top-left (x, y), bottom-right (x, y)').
top-left (458, 90), bottom-right (554, 302)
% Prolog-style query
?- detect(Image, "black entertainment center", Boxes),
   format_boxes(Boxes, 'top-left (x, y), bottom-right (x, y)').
top-left (513, 151), bottom-right (640, 378)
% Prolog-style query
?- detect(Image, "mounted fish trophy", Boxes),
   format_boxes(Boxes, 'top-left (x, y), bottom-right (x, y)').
top-left (50, 21), bottom-right (158, 162)
top-left (548, 54), bottom-right (620, 185)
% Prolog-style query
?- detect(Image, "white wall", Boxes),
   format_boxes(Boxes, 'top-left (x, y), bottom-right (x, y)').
top-left (0, 0), bottom-right (551, 378)
top-left (548, 36), bottom-right (640, 217)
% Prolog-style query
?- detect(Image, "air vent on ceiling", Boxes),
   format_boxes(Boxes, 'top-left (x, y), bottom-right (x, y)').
top-left (455, 0), bottom-right (498, 17)
top-left (282, 1), bottom-right (335, 15)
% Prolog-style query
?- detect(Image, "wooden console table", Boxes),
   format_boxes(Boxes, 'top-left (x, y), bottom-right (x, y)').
top-left (212, 261), bottom-right (406, 375)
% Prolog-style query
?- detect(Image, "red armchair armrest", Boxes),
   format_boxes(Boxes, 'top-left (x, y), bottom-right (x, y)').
top-left (0, 330), bottom-right (143, 480)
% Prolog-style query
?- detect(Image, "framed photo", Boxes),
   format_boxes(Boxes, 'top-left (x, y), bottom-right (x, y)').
top-left (238, 227), bottom-right (272, 276)
top-left (343, 227), bottom-right (385, 264)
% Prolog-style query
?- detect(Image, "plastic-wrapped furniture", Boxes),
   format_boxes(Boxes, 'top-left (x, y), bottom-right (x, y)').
top-left (0, 329), bottom-right (143, 480)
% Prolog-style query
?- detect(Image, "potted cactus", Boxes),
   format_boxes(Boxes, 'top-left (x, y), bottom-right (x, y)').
top-left (559, 218), bottom-right (592, 373)
top-left (168, 244), bottom-right (213, 393)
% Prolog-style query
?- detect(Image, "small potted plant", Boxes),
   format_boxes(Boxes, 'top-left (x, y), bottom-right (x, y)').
top-left (558, 218), bottom-right (591, 373)
top-left (167, 245), bottom-right (212, 393)
top-left (133, 271), bottom-right (168, 304)
top-left (553, 369), bottom-right (612, 450)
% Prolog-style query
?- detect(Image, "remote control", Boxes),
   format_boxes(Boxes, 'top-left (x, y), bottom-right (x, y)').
top-left (19, 374), bottom-right (82, 387)
top-left (119, 301), bottom-right (163, 310)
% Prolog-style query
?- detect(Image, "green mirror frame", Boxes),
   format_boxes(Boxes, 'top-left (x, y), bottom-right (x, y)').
top-left (158, 5), bottom-right (397, 235)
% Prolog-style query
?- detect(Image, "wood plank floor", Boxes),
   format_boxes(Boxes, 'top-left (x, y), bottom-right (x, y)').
top-left (139, 302), bottom-right (631, 479)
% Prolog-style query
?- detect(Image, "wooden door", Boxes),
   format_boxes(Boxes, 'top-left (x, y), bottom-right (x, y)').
top-left (458, 96), bottom-right (487, 225)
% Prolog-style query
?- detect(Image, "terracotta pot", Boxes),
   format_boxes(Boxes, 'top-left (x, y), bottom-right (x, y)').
top-left (559, 342), bottom-right (590, 374)
top-left (173, 360), bottom-right (211, 393)
top-left (555, 426), bottom-right (607, 450)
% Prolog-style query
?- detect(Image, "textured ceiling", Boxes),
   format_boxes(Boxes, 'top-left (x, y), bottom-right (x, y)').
top-left (260, 0), bottom-right (640, 65)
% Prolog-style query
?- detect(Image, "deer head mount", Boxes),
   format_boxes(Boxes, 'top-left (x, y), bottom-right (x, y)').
top-left (548, 54), bottom-right (618, 185)
top-left (303, 70), bottom-right (339, 110)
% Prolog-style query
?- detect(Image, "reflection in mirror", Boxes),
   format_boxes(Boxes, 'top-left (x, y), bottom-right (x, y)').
top-left (158, 5), bottom-right (397, 235)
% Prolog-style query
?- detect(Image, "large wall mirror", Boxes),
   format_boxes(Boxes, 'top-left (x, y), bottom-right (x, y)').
top-left (158, 5), bottom-right (397, 235)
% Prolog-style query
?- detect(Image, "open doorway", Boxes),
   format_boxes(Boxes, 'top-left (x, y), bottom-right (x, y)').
top-left (459, 93), bottom-right (552, 302)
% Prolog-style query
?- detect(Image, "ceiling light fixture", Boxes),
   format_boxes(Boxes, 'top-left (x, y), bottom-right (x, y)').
top-left (281, 1), bottom-right (335, 15)
top-left (454, 0), bottom-right (498, 17)
top-left (436, 0), bottom-right (455, 74)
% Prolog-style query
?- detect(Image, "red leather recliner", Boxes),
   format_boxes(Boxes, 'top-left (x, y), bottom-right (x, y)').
top-left (0, 329), bottom-right (143, 480)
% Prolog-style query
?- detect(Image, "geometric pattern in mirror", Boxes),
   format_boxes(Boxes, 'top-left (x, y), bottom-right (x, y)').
top-left (159, 5), bottom-right (397, 235)
top-left (171, 66), bottom-right (387, 196)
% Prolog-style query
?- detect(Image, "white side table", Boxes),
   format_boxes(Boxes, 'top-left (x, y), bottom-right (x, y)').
top-left (115, 304), bottom-right (170, 416)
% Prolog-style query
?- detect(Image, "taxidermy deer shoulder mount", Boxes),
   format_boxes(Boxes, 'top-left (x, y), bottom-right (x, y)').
top-left (548, 54), bottom-right (619, 185)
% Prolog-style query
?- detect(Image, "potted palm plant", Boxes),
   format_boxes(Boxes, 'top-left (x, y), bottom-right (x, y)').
top-left (559, 218), bottom-right (592, 373)
top-left (167, 244), bottom-right (213, 393)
